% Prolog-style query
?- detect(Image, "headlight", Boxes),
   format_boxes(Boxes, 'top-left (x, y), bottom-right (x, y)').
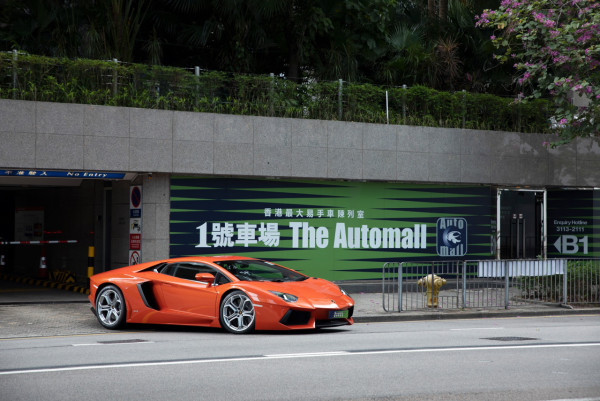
top-left (269, 291), bottom-right (298, 302)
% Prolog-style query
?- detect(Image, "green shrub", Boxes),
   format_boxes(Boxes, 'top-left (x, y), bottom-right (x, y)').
top-left (0, 52), bottom-right (552, 133)
top-left (518, 260), bottom-right (599, 304)
top-left (566, 260), bottom-right (600, 304)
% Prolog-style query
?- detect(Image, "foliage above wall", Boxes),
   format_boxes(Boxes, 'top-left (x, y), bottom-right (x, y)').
top-left (0, 52), bottom-right (551, 134)
top-left (476, 0), bottom-right (600, 145)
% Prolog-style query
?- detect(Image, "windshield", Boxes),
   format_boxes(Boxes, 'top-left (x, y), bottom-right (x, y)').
top-left (214, 260), bottom-right (307, 282)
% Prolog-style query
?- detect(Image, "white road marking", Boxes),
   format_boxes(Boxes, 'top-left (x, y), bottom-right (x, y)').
top-left (264, 351), bottom-right (350, 358)
top-left (1, 342), bottom-right (599, 376)
top-left (72, 343), bottom-right (103, 347)
top-left (450, 327), bottom-right (504, 331)
top-left (72, 341), bottom-right (154, 347)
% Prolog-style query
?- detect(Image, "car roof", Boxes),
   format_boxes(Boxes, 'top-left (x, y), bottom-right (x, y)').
top-left (160, 255), bottom-right (257, 263)
top-left (127, 255), bottom-right (263, 274)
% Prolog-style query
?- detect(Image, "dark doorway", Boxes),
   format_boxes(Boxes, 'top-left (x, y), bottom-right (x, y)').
top-left (499, 190), bottom-right (544, 259)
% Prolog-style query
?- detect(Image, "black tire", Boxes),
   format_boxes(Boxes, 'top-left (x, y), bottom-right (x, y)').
top-left (95, 285), bottom-right (126, 329)
top-left (219, 290), bottom-right (255, 334)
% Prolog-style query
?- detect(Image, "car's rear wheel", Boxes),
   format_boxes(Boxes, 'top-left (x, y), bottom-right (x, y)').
top-left (219, 290), bottom-right (255, 334)
top-left (95, 285), bottom-right (126, 329)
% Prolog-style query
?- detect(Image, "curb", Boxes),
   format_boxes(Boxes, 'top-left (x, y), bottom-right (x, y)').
top-left (353, 308), bottom-right (600, 323)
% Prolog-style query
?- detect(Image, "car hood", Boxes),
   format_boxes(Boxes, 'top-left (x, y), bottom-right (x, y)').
top-left (242, 277), bottom-right (350, 300)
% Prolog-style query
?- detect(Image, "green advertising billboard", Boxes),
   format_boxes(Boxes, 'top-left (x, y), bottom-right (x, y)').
top-left (547, 189), bottom-right (600, 258)
top-left (170, 177), bottom-right (495, 280)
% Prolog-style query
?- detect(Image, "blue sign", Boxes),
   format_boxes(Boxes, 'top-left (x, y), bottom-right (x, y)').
top-left (436, 217), bottom-right (468, 257)
top-left (1, 170), bottom-right (125, 179)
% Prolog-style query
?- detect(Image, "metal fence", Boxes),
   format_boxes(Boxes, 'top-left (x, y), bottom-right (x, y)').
top-left (382, 259), bottom-right (600, 312)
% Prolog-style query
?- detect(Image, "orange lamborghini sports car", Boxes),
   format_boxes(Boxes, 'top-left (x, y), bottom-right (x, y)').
top-left (89, 256), bottom-right (354, 334)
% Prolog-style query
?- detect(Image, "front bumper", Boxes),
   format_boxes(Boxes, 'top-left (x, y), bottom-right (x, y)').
top-left (254, 299), bottom-right (354, 330)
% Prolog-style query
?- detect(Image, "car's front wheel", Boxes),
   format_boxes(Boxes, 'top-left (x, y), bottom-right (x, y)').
top-left (95, 285), bottom-right (126, 329)
top-left (219, 290), bottom-right (255, 334)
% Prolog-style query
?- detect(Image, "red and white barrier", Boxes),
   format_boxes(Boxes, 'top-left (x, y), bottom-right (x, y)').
top-left (0, 240), bottom-right (79, 279)
top-left (0, 240), bottom-right (78, 245)
top-left (0, 240), bottom-right (78, 279)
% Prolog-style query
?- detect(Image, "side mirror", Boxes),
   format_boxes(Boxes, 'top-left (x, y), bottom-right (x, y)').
top-left (195, 272), bottom-right (215, 285)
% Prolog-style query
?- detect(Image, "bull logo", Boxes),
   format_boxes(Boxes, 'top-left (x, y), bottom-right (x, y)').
top-left (445, 230), bottom-right (462, 245)
top-left (436, 218), bottom-right (467, 257)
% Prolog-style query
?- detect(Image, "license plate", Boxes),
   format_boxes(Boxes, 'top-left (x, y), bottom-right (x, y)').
top-left (329, 310), bottom-right (349, 319)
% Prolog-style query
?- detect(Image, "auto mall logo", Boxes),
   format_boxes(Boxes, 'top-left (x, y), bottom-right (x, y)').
top-left (436, 217), bottom-right (467, 257)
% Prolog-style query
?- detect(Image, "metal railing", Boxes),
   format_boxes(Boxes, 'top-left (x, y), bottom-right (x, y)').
top-left (383, 259), bottom-right (600, 312)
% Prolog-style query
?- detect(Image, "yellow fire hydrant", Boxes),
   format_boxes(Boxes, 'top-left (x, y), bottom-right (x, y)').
top-left (417, 274), bottom-right (446, 308)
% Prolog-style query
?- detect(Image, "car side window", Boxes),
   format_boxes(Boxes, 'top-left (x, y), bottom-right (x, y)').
top-left (163, 263), bottom-right (217, 282)
top-left (214, 272), bottom-right (231, 285)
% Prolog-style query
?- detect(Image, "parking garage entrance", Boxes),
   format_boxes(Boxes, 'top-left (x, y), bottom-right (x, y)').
top-left (0, 171), bottom-right (135, 283)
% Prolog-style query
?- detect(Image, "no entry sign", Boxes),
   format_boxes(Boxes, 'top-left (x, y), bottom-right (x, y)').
top-left (129, 186), bottom-right (142, 264)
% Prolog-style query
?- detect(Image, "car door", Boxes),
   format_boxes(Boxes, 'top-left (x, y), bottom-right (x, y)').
top-left (155, 262), bottom-right (219, 324)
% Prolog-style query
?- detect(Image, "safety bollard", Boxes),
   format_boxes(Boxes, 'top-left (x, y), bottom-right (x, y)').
top-left (88, 246), bottom-right (95, 278)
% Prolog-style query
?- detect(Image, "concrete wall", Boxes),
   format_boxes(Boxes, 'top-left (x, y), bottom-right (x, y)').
top-left (140, 173), bottom-right (170, 263)
top-left (2, 99), bottom-right (600, 265)
top-left (1, 99), bottom-right (599, 187)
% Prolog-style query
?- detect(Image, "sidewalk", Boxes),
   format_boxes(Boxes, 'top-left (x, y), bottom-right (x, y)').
top-left (1, 276), bottom-right (599, 322)
top-left (350, 291), bottom-right (600, 322)
top-left (341, 280), bottom-right (600, 322)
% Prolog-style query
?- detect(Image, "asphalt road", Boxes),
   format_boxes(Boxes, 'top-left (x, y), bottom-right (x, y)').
top-left (1, 307), bottom-right (599, 401)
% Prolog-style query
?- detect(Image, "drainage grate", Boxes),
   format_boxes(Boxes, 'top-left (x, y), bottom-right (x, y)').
top-left (482, 337), bottom-right (539, 342)
top-left (97, 339), bottom-right (149, 345)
